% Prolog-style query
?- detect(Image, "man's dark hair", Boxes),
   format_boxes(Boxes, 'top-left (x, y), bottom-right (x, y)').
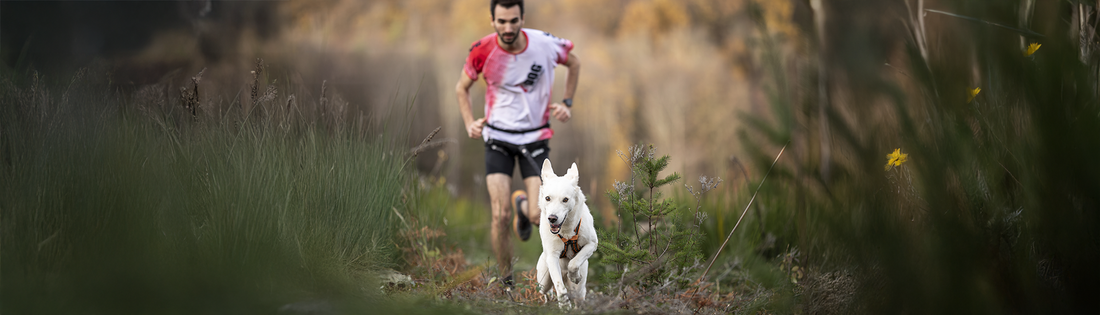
top-left (490, 0), bottom-right (524, 18)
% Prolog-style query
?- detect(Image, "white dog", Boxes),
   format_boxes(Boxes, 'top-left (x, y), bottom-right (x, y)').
top-left (536, 159), bottom-right (598, 306)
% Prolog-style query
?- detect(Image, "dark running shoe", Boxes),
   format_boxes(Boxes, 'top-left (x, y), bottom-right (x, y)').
top-left (512, 190), bottom-right (532, 241)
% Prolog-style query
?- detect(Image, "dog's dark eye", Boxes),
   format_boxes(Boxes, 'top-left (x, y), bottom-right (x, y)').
top-left (563, 197), bottom-right (569, 203)
top-left (545, 196), bottom-right (551, 201)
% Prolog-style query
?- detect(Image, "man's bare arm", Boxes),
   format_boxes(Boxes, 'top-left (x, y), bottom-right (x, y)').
top-left (455, 71), bottom-right (485, 139)
top-left (563, 52), bottom-right (580, 101)
top-left (551, 52), bottom-right (581, 122)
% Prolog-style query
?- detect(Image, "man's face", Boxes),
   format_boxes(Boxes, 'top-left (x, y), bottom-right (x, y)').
top-left (492, 5), bottom-right (523, 45)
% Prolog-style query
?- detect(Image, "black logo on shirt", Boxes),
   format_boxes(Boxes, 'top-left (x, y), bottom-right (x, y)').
top-left (522, 64), bottom-right (543, 87)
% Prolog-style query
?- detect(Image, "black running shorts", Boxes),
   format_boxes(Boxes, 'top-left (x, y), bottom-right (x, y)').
top-left (485, 139), bottom-right (550, 178)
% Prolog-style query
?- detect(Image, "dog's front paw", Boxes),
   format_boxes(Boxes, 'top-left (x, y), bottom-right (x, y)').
top-left (556, 293), bottom-right (573, 309)
top-left (568, 269), bottom-right (581, 284)
top-left (567, 265), bottom-right (582, 284)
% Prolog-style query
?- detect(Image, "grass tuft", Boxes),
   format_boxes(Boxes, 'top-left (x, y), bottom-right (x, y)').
top-left (0, 66), bottom-right (444, 313)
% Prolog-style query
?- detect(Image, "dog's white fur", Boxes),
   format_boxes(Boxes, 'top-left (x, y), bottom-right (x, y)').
top-left (536, 159), bottom-right (598, 306)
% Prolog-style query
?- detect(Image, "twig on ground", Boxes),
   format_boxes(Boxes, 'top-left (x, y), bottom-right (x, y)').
top-left (433, 264), bottom-right (486, 296)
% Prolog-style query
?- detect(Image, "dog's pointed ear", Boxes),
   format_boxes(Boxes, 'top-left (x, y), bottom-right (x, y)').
top-left (541, 159), bottom-right (555, 181)
top-left (566, 162), bottom-right (579, 185)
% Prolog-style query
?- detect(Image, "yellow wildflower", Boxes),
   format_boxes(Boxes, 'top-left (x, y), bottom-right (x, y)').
top-left (885, 148), bottom-right (908, 170)
top-left (1024, 43), bottom-right (1041, 57)
top-left (967, 87), bottom-right (981, 103)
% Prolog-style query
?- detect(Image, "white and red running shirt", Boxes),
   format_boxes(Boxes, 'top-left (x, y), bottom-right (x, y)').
top-left (464, 28), bottom-right (574, 144)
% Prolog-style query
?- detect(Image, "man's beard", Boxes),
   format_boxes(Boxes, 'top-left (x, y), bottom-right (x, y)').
top-left (497, 31), bottom-right (518, 45)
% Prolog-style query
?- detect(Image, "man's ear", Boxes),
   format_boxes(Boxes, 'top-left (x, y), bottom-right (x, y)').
top-left (541, 159), bottom-right (555, 181)
top-left (566, 163), bottom-right (579, 186)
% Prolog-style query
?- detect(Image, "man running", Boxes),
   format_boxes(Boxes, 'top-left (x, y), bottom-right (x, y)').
top-left (455, 0), bottom-right (580, 286)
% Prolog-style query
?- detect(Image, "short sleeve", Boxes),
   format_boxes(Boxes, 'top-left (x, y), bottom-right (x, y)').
top-left (547, 33), bottom-right (574, 64)
top-left (463, 39), bottom-right (489, 80)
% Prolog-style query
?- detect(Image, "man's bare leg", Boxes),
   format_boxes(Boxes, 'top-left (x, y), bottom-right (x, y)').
top-left (486, 173), bottom-right (514, 279)
top-left (522, 176), bottom-right (542, 226)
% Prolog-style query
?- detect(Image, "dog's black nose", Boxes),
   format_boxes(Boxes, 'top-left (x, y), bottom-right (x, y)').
top-left (548, 215), bottom-right (558, 224)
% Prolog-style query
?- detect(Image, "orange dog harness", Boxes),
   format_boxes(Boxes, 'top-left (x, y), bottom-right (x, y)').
top-left (557, 218), bottom-right (583, 259)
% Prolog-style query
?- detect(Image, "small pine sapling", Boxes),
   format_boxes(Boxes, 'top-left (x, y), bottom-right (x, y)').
top-left (599, 144), bottom-right (714, 288)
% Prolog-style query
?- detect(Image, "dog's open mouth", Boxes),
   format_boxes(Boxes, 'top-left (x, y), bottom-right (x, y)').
top-left (549, 223), bottom-right (562, 234)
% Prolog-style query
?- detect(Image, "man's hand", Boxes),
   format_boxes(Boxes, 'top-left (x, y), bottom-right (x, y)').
top-left (550, 103), bottom-right (571, 123)
top-left (465, 117), bottom-right (486, 139)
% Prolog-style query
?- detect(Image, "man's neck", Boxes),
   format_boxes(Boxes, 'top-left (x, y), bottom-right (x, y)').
top-left (498, 30), bottom-right (526, 54)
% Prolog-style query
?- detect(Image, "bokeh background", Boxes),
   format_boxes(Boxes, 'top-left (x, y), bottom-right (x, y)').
top-left (4, 0), bottom-right (1099, 313)
top-left (3, 0), bottom-right (784, 207)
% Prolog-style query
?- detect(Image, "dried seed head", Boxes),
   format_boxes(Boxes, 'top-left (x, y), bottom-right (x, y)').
top-left (627, 144), bottom-right (645, 164)
top-left (319, 80), bottom-right (328, 111)
top-left (251, 59), bottom-right (264, 104)
top-left (697, 175), bottom-right (722, 193)
top-left (695, 211), bottom-right (708, 224)
top-left (614, 180), bottom-right (631, 198)
top-left (192, 67), bottom-right (205, 85)
top-left (255, 85), bottom-right (277, 104)
top-left (410, 126), bottom-right (444, 157)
